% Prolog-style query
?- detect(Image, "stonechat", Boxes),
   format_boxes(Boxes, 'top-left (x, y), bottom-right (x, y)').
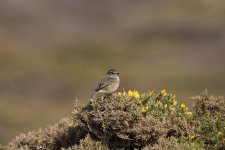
top-left (91, 69), bottom-right (120, 98)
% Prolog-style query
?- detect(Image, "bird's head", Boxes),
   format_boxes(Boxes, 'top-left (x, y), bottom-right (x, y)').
top-left (107, 69), bottom-right (119, 75)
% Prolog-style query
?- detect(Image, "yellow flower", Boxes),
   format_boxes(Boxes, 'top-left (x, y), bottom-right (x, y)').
top-left (127, 90), bottom-right (133, 97)
top-left (161, 89), bottom-right (166, 94)
top-left (180, 103), bottom-right (188, 110)
top-left (172, 95), bottom-right (176, 99)
top-left (164, 92), bottom-right (167, 96)
top-left (173, 100), bottom-right (178, 106)
top-left (157, 101), bottom-right (163, 108)
top-left (180, 103), bottom-right (186, 109)
top-left (186, 111), bottom-right (192, 116)
top-left (164, 104), bottom-right (168, 108)
top-left (142, 107), bottom-right (148, 113)
top-left (169, 107), bottom-right (175, 111)
top-left (218, 132), bottom-right (223, 136)
top-left (189, 134), bottom-right (196, 139)
top-left (161, 89), bottom-right (167, 96)
top-left (133, 90), bottom-right (140, 98)
top-left (148, 91), bottom-right (153, 96)
top-left (127, 90), bottom-right (140, 99)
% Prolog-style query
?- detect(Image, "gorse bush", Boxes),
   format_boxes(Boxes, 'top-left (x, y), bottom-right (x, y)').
top-left (76, 90), bottom-right (166, 149)
top-left (9, 117), bottom-right (87, 150)
top-left (8, 90), bottom-right (225, 150)
top-left (75, 89), bottom-right (197, 149)
top-left (192, 90), bottom-right (225, 150)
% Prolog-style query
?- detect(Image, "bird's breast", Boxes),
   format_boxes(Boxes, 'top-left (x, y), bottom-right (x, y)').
top-left (107, 77), bottom-right (120, 93)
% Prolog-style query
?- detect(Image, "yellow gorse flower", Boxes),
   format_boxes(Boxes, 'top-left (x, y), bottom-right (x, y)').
top-left (169, 106), bottom-right (175, 111)
top-left (134, 90), bottom-right (140, 98)
top-left (173, 100), bottom-right (178, 106)
top-left (127, 90), bottom-right (132, 97)
top-left (180, 103), bottom-right (188, 110)
top-left (189, 134), bottom-right (196, 139)
top-left (218, 131), bottom-right (223, 136)
top-left (148, 91), bottom-right (153, 96)
top-left (161, 89), bottom-right (167, 96)
top-left (141, 107), bottom-right (148, 113)
top-left (172, 94), bottom-right (176, 99)
top-left (127, 90), bottom-right (140, 99)
top-left (157, 101), bottom-right (163, 108)
top-left (161, 89), bottom-right (166, 94)
top-left (186, 111), bottom-right (192, 116)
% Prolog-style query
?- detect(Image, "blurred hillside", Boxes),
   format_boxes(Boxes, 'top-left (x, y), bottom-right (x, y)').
top-left (0, 0), bottom-right (225, 144)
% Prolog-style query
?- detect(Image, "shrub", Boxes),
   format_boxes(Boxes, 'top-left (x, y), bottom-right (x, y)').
top-left (8, 117), bottom-right (87, 150)
top-left (192, 89), bottom-right (225, 150)
top-left (65, 134), bottom-right (107, 150)
top-left (74, 90), bottom-right (196, 149)
top-left (143, 136), bottom-right (205, 150)
top-left (75, 93), bottom-right (165, 149)
top-left (8, 90), bottom-right (225, 150)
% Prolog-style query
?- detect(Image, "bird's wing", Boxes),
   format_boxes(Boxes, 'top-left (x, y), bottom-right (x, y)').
top-left (95, 76), bottom-right (111, 92)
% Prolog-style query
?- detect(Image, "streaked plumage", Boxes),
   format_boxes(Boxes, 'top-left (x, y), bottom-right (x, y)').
top-left (91, 69), bottom-right (120, 98)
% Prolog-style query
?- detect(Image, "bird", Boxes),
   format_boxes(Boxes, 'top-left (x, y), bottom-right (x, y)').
top-left (91, 69), bottom-right (120, 99)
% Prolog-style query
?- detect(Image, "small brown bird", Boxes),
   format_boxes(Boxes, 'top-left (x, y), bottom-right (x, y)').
top-left (91, 69), bottom-right (120, 98)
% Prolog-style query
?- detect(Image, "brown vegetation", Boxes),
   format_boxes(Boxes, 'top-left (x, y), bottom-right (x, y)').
top-left (9, 118), bottom-right (87, 150)
top-left (8, 90), bottom-right (225, 150)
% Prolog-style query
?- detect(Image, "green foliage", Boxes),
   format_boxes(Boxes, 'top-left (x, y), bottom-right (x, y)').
top-left (192, 89), bottom-right (225, 150)
top-left (76, 91), bottom-right (165, 149)
top-left (8, 90), bottom-right (225, 150)
top-left (143, 137), bottom-right (205, 150)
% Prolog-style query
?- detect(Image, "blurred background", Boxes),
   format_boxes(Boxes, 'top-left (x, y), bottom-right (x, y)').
top-left (0, 0), bottom-right (225, 144)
